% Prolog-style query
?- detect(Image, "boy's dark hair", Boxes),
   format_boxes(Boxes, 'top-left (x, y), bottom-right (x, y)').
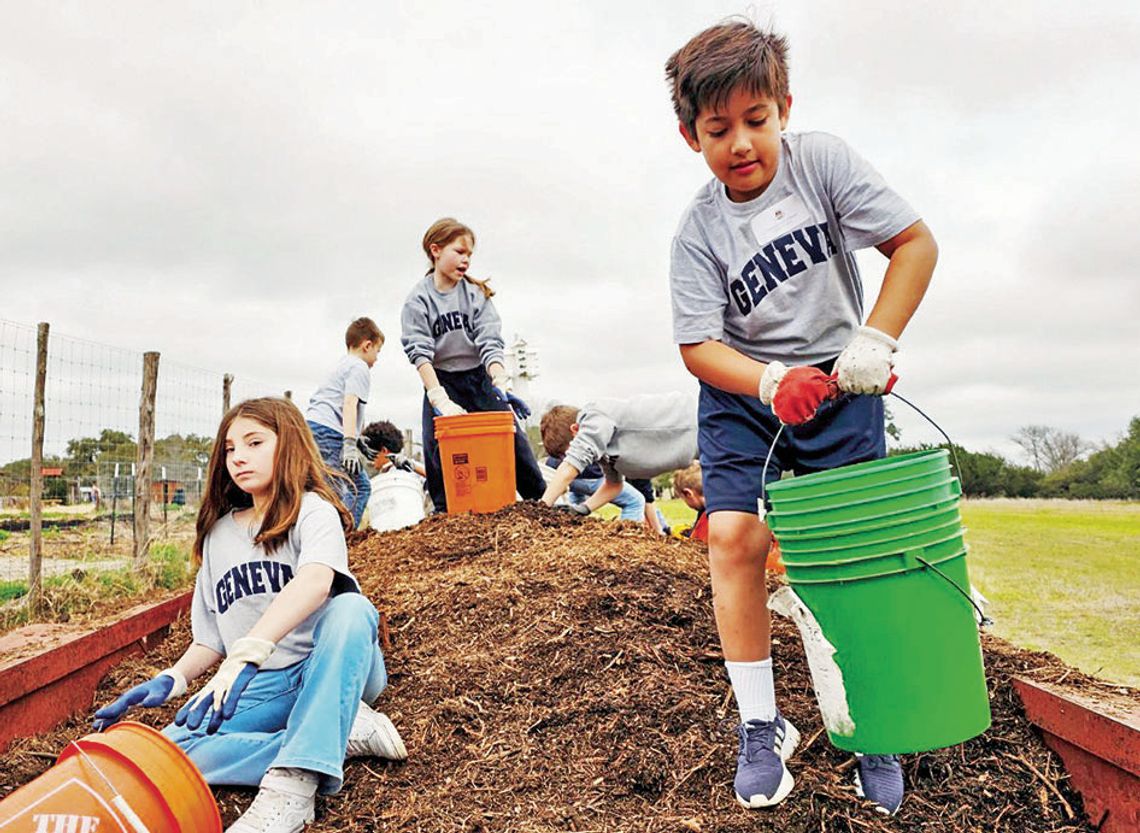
top-left (361, 420), bottom-right (404, 455)
top-left (540, 405), bottom-right (580, 459)
top-left (345, 317), bottom-right (384, 349)
top-left (665, 19), bottom-right (790, 137)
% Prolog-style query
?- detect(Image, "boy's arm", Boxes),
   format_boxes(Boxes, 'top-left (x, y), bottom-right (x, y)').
top-left (864, 220), bottom-right (938, 338)
top-left (679, 340), bottom-right (767, 397)
top-left (540, 460), bottom-right (581, 505)
top-left (585, 477), bottom-right (623, 512)
top-left (342, 394), bottom-right (359, 439)
top-left (832, 220), bottom-right (937, 395)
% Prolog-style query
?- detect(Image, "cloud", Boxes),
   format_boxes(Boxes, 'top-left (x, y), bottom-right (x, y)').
top-left (1, 0), bottom-right (1137, 466)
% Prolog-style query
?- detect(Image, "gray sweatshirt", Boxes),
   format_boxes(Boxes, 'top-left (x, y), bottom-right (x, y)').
top-left (564, 391), bottom-right (699, 483)
top-left (400, 275), bottom-right (506, 372)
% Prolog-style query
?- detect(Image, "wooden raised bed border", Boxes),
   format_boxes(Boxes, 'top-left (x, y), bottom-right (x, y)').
top-left (0, 592), bottom-right (191, 754)
top-left (1013, 676), bottom-right (1140, 833)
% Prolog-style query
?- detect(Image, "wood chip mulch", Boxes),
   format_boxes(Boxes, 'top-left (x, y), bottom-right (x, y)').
top-left (4, 501), bottom-right (1131, 832)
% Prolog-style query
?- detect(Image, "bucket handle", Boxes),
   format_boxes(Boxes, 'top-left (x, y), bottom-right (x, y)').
top-left (760, 381), bottom-right (967, 513)
top-left (914, 554), bottom-right (993, 627)
top-left (69, 740), bottom-right (152, 833)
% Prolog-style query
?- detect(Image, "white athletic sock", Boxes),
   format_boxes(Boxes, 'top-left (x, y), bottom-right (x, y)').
top-left (726, 658), bottom-right (776, 724)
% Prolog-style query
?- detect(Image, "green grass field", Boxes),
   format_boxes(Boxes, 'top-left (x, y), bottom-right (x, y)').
top-left (960, 499), bottom-right (1139, 687)
top-left (603, 497), bottom-right (1139, 687)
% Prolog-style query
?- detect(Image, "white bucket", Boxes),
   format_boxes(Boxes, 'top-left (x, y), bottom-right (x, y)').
top-left (368, 469), bottom-right (426, 532)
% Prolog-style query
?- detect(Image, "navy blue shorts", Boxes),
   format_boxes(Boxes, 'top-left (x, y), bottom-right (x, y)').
top-left (698, 371), bottom-right (886, 516)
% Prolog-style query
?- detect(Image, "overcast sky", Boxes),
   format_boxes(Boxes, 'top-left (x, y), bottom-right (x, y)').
top-left (3, 0), bottom-right (1138, 464)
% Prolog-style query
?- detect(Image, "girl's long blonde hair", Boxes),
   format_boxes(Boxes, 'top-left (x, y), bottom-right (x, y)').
top-left (422, 217), bottom-right (495, 299)
top-left (193, 397), bottom-right (353, 563)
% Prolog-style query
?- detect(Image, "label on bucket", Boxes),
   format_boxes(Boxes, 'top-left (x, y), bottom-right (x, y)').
top-left (452, 453), bottom-right (469, 465)
top-left (768, 587), bottom-right (856, 737)
top-left (475, 467), bottom-right (488, 482)
top-left (0, 779), bottom-right (126, 832)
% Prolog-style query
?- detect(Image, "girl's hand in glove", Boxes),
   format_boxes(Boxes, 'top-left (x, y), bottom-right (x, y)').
top-left (175, 637), bottom-right (275, 734)
top-left (427, 386), bottom-right (466, 417)
top-left (834, 326), bottom-right (897, 395)
top-left (93, 669), bottom-right (187, 730)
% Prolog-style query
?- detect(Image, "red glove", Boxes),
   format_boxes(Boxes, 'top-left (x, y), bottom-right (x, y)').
top-left (772, 367), bottom-right (838, 425)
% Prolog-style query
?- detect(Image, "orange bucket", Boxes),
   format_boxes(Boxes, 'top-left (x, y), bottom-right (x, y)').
top-left (0, 721), bottom-right (221, 832)
top-left (434, 411), bottom-right (517, 513)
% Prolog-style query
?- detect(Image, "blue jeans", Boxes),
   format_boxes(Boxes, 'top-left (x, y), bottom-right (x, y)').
top-left (163, 593), bottom-right (388, 795)
top-left (308, 421), bottom-right (370, 528)
top-left (569, 476), bottom-right (645, 521)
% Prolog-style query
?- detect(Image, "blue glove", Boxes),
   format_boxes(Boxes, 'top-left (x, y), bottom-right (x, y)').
top-left (93, 669), bottom-right (185, 731)
top-left (495, 388), bottom-right (531, 420)
top-left (174, 636), bottom-right (274, 734)
top-left (175, 664), bottom-right (258, 734)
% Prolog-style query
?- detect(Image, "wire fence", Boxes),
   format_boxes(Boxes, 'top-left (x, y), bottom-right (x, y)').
top-left (0, 318), bottom-right (292, 590)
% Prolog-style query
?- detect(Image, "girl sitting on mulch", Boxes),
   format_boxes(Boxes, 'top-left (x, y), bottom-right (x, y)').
top-left (93, 396), bottom-right (406, 833)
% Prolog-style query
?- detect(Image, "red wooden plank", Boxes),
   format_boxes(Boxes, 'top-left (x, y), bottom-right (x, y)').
top-left (1013, 677), bottom-right (1140, 776)
top-left (0, 594), bottom-right (190, 707)
top-left (1013, 676), bottom-right (1140, 833)
top-left (0, 592), bottom-right (191, 753)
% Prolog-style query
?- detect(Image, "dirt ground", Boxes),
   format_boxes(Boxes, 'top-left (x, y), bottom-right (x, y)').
top-left (3, 502), bottom-right (1129, 832)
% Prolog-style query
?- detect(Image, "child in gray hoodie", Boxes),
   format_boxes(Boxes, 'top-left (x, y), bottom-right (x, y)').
top-left (538, 391), bottom-right (698, 514)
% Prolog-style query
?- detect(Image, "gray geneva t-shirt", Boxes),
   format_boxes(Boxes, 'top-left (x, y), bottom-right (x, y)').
top-left (304, 355), bottom-right (370, 434)
top-left (670, 131), bottom-right (919, 366)
top-left (190, 492), bottom-right (360, 670)
top-left (563, 392), bottom-right (699, 482)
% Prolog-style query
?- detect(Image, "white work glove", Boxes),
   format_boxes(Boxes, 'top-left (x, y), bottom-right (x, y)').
top-left (758, 360), bottom-right (788, 406)
top-left (489, 369), bottom-right (512, 393)
top-left (834, 326), bottom-right (898, 395)
top-left (427, 385), bottom-right (466, 417)
top-left (175, 636), bottom-right (275, 734)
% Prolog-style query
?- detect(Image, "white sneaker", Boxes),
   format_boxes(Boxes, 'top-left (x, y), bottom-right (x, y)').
top-left (226, 768), bottom-right (317, 833)
top-left (346, 701), bottom-right (408, 760)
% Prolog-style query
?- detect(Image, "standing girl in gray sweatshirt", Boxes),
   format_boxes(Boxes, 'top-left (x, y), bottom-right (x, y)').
top-left (399, 217), bottom-right (546, 512)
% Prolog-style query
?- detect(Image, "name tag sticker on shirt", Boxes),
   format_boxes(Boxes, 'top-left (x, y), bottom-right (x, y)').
top-left (748, 194), bottom-right (813, 247)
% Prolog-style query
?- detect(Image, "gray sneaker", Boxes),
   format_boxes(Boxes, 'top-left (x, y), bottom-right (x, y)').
top-left (854, 754), bottom-right (904, 815)
top-left (734, 714), bottom-right (801, 808)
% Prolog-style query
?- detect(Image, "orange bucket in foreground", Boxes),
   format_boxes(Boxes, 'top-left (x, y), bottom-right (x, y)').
top-left (434, 411), bottom-right (517, 514)
top-left (0, 721), bottom-right (221, 832)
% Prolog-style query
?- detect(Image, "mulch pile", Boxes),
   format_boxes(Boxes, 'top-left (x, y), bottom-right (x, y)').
top-left (3, 502), bottom-right (1128, 831)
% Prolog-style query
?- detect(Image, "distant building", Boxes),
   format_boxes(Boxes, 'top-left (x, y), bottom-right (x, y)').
top-left (506, 335), bottom-right (540, 403)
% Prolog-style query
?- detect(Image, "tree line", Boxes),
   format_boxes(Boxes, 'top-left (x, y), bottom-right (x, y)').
top-left (4, 418), bottom-right (1138, 502)
top-left (893, 417), bottom-right (1139, 499)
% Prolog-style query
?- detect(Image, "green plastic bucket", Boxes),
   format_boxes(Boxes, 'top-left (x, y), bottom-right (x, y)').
top-left (766, 449), bottom-right (990, 754)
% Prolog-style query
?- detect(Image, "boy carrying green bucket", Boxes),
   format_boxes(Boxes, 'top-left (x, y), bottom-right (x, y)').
top-left (665, 18), bottom-right (938, 815)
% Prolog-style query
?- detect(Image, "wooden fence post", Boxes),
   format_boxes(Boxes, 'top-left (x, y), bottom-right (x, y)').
top-left (223, 373), bottom-right (233, 415)
top-left (27, 322), bottom-right (49, 612)
top-left (133, 352), bottom-right (159, 568)
top-left (403, 428), bottom-right (416, 461)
